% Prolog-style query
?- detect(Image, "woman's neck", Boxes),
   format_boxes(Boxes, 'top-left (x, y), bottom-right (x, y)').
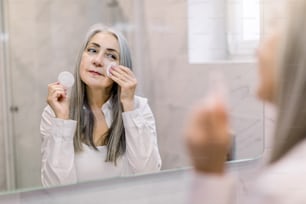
top-left (86, 87), bottom-right (112, 109)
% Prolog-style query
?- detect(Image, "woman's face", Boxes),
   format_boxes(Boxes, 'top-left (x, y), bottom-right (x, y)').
top-left (80, 32), bottom-right (120, 89)
top-left (256, 30), bottom-right (280, 104)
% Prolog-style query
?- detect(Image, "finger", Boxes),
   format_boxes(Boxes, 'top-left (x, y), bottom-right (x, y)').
top-left (47, 90), bottom-right (66, 105)
top-left (185, 105), bottom-right (208, 144)
top-left (110, 73), bottom-right (126, 86)
top-left (185, 126), bottom-right (211, 163)
top-left (109, 69), bottom-right (130, 83)
top-left (52, 90), bottom-right (66, 100)
top-left (50, 87), bottom-right (66, 95)
top-left (203, 101), bottom-right (230, 155)
top-left (203, 108), bottom-right (224, 144)
top-left (117, 65), bottom-right (135, 76)
top-left (201, 94), bottom-right (224, 128)
top-left (48, 82), bottom-right (64, 91)
top-left (186, 125), bottom-right (206, 146)
top-left (208, 96), bottom-right (228, 131)
top-left (111, 71), bottom-right (127, 81)
top-left (111, 66), bottom-right (135, 79)
top-left (48, 82), bottom-right (60, 86)
top-left (48, 83), bottom-right (67, 92)
top-left (109, 73), bottom-right (125, 86)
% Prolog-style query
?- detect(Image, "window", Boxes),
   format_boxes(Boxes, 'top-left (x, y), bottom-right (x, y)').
top-left (188, 0), bottom-right (261, 63)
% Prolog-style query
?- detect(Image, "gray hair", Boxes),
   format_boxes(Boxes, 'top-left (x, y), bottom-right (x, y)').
top-left (69, 24), bottom-right (133, 163)
top-left (270, 0), bottom-right (306, 163)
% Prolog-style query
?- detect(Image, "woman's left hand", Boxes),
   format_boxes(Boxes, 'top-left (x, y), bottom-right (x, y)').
top-left (109, 65), bottom-right (137, 111)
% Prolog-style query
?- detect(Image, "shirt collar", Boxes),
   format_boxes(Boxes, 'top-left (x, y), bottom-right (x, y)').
top-left (101, 98), bottom-right (113, 127)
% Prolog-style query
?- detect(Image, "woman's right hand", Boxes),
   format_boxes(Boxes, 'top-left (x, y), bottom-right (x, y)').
top-left (47, 82), bottom-right (70, 120)
top-left (184, 95), bottom-right (230, 175)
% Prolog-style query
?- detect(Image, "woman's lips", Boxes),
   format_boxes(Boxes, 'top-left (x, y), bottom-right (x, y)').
top-left (88, 70), bottom-right (103, 76)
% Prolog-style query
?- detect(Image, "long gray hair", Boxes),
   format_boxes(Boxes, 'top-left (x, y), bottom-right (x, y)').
top-left (69, 24), bottom-right (133, 163)
top-left (270, 0), bottom-right (306, 163)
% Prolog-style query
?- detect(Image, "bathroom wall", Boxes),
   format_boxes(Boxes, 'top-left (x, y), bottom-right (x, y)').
top-left (139, 0), bottom-right (263, 169)
top-left (140, 0), bottom-right (286, 170)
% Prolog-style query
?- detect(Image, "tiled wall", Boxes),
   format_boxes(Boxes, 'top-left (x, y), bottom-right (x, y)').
top-left (140, 0), bottom-right (264, 169)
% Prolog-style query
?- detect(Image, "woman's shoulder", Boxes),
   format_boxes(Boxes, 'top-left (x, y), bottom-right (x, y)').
top-left (269, 139), bottom-right (306, 172)
top-left (253, 140), bottom-right (306, 198)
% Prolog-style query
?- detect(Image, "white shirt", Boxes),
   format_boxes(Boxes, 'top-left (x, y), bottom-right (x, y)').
top-left (40, 96), bottom-right (162, 187)
top-left (190, 139), bottom-right (306, 204)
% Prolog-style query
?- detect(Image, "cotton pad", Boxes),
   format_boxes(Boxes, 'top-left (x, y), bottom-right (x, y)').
top-left (106, 62), bottom-right (117, 77)
top-left (58, 71), bottom-right (75, 88)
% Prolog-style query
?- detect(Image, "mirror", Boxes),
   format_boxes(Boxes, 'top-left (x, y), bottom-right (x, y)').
top-left (0, 0), bottom-right (264, 193)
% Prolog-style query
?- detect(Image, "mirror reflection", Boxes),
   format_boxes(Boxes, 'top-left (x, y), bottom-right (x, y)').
top-left (41, 24), bottom-right (161, 187)
top-left (0, 0), bottom-right (264, 193)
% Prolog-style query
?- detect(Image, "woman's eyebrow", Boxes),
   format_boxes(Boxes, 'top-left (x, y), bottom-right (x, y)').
top-left (106, 48), bottom-right (119, 54)
top-left (88, 42), bottom-right (119, 54)
top-left (89, 42), bottom-right (100, 48)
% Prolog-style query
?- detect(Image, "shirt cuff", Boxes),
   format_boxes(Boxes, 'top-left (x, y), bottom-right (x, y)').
top-left (122, 109), bottom-right (144, 128)
top-left (190, 172), bottom-right (235, 204)
top-left (51, 118), bottom-right (77, 141)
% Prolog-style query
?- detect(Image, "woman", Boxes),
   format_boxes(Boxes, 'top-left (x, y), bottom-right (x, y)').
top-left (40, 24), bottom-right (161, 187)
top-left (185, 0), bottom-right (306, 203)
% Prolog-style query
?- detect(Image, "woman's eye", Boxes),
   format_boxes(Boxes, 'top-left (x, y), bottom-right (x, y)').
top-left (106, 53), bottom-right (117, 60)
top-left (87, 48), bottom-right (97, 53)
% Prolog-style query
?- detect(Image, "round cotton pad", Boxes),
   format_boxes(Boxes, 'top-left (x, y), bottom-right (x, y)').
top-left (106, 62), bottom-right (117, 77)
top-left (58, 71), bottom-right (75, 88)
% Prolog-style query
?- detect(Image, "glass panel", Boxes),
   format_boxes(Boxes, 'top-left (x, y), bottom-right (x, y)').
top-left (0, 0), bottom-right (264, 194)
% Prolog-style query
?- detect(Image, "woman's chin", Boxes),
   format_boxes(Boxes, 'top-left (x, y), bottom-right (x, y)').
top-left (87, 81), bottom-right (113, 90)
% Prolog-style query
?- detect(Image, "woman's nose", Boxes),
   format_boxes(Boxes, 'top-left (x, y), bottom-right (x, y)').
top-left (92, 55), bottom-right (104, 67)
